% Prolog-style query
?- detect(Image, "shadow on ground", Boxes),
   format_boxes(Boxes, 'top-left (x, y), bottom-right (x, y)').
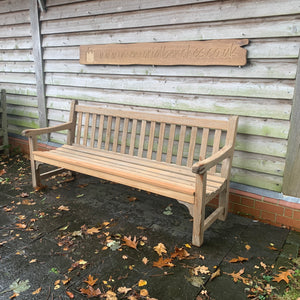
top-left (0, 154), bottom-right (299, 299)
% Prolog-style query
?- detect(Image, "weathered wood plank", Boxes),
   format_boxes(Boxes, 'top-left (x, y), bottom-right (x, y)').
top-left (45, 73), bottom-right (294, 100)
top-left (0, 0), bottom-right (30, 13)
top-left (45, 87), bottom-right (292, 121)
top-left (42, 0), bottom-right (217, 20)
top-left (44, 59), bottom-right (298, 79)
top-left (0, 49), bottom-right (34, 61)
top-left (0, 73), bottom-right (36, 84)
top-left (0, 37), bottom-right (33, 50)
top-left (0, 83), bottom-right (37, 96)
top-left (0, 11), bottom-right (30, 26)
top-left (0, 24), bottom-right (31, 38)
top-left (6, 105), bottom-right (39, 119)
top-left (40, 0), bottom-right (300, 35)
top-left (6, 94), bottom-right (37, 107)
top-left (0, 62), bottom-right (35, 73)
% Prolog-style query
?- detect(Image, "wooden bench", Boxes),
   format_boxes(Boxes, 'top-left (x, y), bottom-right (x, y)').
top-left (23, 100), bottom-right (238, 246)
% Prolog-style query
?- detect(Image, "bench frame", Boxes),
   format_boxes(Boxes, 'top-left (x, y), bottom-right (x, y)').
top-left (23, 100), bottom-right (238, 246)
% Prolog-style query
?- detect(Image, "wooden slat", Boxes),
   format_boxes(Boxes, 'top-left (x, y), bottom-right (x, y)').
top-left (104, 116), bottom-right (112, 150)
top-left (97, 114), bottom-right (104, 149)
top-left (120, 118), bottom-right (129, 154)
top-left (112, 116), bottom-right (120, 152)
top-left (187, 127), bottom-right (198, 167)
top-left (83, 112), bottom-right (90, 146)
top-left (147, 121), bottom-right (156, 159)
top-left (176, 125), bottom-right (186, 165)
top-left (210, 129), bottom-right (222, 173)
top-left (138, 120), bottom-right (147, 157)
top-left (156, 122), bottom-right (165, 162)
top-left (75, 112), bottom-right (82, 144)
top-left (166, 124), bottom-right (176, 163)
top-left (89, 113), bottom-right (97, 148)
top-left (199, 128), bottom-right (209, 161)
top-left (129, 119), bottom-right (137, 155)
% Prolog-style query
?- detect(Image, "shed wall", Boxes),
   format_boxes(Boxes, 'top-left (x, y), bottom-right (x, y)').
top-left (1, 0), bottom-right (300, 193)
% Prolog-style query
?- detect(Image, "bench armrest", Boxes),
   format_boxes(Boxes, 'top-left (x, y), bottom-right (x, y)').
top-left (192, 145), bottom-right (234, 174)
top-left (22, 121), bottom-right (74, 137)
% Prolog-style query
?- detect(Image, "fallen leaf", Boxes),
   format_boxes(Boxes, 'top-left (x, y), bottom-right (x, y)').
top-left (78, 183), bottom-right (88, 188)
top-left (86, 227), bottom-right (100, 235)
top-left (66, 290), bottom-right (74, 298)
top-left (210, 268), bottom-right (221, 281)
top-left (153, 257), bottom-right (174, 269)
top-left (62, 278), bottom-right (71, 285)
top-left (78, 259), bottom-right (88, 265)
top-left (58, 205), bottom-right (69, 211)
top-left (142, 257), bottom-right (149, 265)
top-left (29, 259), bottom-right (37, 263)
top-left (0, 169), bottom-right (6, 176)
top-left (9, 293), bottom-right (19, 299)
top-left (193, 265), bottom-right (210, 275)
top-left (117, 286), bottom-right (132, 294)
top-left (123, 235), bottom-right (138, 250)
top-left (267, 246), bottom-right (278, 251)
top-left (32, 287), bottom-right (41, 295)
top-left (122, 255), bottom-right (128, 260)
top-left (260, 262), bottom-right (267, 269)
top-left (153, 243), bottom-right (167, 256)
top-left (171, 247), bottom-right (190, 260)
top-left (245, 244), bottom-right (251, 251)
top-left (84, 275), bottom-right (98, 286)
top-left (185, 243), bottom-right (192, 248)
top-left (128, 196), bottom-right (137, 202)
top-left (138, 279), bottom-right (147, 287)
top-left (229, 256), bottom-right (248, 263)
top-left (34, 185), bottom-right (47, 192)
top-left (140, 289), bottom-right (149, 297)
top-left (225, 268), bottom-right (247, 283)
top-left (15, 223), bottom-right (26, 229)
top-left (106, 290), bottom-right (117, 300)
top-left (80, 286), bottom-right (101, 298)
top-left (273, 270), bottom-right (294, 284)
top-left (20, 192), bottom-right (29, 198)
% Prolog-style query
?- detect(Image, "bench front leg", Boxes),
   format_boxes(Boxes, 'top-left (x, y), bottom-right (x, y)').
top-left (28, 136), bottom-right (41, 188)
top-left (192, 173), bottom-right (207, 247)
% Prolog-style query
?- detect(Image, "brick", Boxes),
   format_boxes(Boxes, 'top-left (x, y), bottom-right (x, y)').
top-left (284, 208), bottom-right (293, 218)
top-left (255, 201), bottom-right (284, 215)
top-left (229, 193), bottom-right (241, 204)
top-left (240, 197), bottom-right (254, 208)
top-left (232, 203), bottom-right (260, 219)
top-left (294, 210), bottom-right (300, 220)
top-left (276, 215), bottom-right (300, 230)
top-left (262, 196), bottom-right (278, 205)
top-left (230, 189), bottom-right (263, 201)
top-left (278, 200), bottom-right (300, 209)
top-left (261, 211), bottom-right (276, 223)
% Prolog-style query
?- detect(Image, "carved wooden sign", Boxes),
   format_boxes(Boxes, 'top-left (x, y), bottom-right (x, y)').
top-left (80, 39), bottom-right (249, 66)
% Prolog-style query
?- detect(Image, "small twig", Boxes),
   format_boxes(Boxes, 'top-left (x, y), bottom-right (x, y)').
top-left (150, 272), bottom-right (174, 277)
top-left (46, 286), bottom-right (51, 300)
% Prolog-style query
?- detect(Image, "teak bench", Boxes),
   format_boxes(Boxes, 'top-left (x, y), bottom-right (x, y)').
top-left (23, 101), bottom-right (238, 246)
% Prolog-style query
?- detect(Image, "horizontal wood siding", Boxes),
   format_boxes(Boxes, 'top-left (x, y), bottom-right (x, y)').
top-left (1, 0), bottom-right (300, 193)
top-left (0, 0), bottom-right (39, 135)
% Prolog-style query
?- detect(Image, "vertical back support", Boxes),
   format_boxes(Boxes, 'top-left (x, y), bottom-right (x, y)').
top-left (0, 89), bottom-right (8, 154)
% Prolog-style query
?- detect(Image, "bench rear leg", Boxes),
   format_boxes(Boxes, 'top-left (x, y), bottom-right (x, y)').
top-left (192, 174), bottom-right (206, 247)
top-left (218, 186), bottom-right (229, 221)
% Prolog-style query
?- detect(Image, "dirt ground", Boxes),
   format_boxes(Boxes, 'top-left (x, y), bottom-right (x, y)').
top-left (0, 153), bottom-right (299, 300)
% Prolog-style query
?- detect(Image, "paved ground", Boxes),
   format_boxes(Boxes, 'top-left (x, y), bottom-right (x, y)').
top-left (0, 154), bottom-right (299, 299)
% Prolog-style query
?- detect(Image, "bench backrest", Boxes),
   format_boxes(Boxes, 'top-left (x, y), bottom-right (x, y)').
top-left (68, 101), bottom-right (238, 177)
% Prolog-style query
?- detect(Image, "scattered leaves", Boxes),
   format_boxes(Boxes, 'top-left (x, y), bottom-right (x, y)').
top-left (193, 265), bottom-right (210, 275)
top-left (80, 286), bottom-right (101, 298)
top-left (86, 227), bottom-right (100, 235)
top-left (84, 275), bottom-right (98, 286)
top-left (171, 247), bottom-right (190, 260)
top-left (32, 287), bottom-right (41, 295)
top-left (225, 268), bottom-right (247, 284)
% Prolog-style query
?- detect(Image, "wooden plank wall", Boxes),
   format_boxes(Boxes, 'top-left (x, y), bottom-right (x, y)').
top-left (1, 0), bottom-right (300, 193)
top-left (0, 0), bottom-right (39, 135)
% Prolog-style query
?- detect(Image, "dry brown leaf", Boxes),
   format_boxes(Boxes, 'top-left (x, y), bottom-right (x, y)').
top-left (171, 247), bottom-right (190, 260)
top-left (138, 279), bottom-right (147, 287)
top-left (210, 268), bottom-right (221, 281)
top-left (245, 244), bottom-right (251, 251)
top-left (153, 257), bottom-right (174, 269)
top-left (62, 278), bottom-right (71, 285)
top-left (128, 196), bottom-right (137, 202)
top-left (0, 169), bottom-right (6, 176)
top-left (273, 270), bottom-right (294, 284)
top-left (225, 268), bottom-right (247, 283)
top-left (32, 287), bottom-right (42, 295)
top-left (58, 205), bottom-right (70, 211)
top-left (106, 290), bottom-right (117, 300)
top-left (229, 256), bottom-right (248, 263)
top-left (80, 286), bottom-right (101, 298)
top-left (123, 235), bottom-right (138, 250)
top-left (117, 286), bottom-right (132, 294)
top-left (84, 274), bottom-right (98, 286)
top-left (66, 290), bottom-right (74, 298)
top-left (142, 257), bottom-right (149, 265)
top-left (153, 243), bottom-right (167, 256)
top-left (140, 289), bottom-right (149, 297)
top-left (86, 227), bottom-right (100, 235)
top-left (16, 223), bottom-right (26, 229)
top-left (194, 265), bottom-right (210, 275)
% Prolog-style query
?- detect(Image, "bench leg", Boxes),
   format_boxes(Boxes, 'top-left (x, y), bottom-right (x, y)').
top-left (218, 186), bottom-right (229, 221)
top-left (30, 160), bottom-right (41, 188)
top-left (192, 174), bottom-right (206, 247)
